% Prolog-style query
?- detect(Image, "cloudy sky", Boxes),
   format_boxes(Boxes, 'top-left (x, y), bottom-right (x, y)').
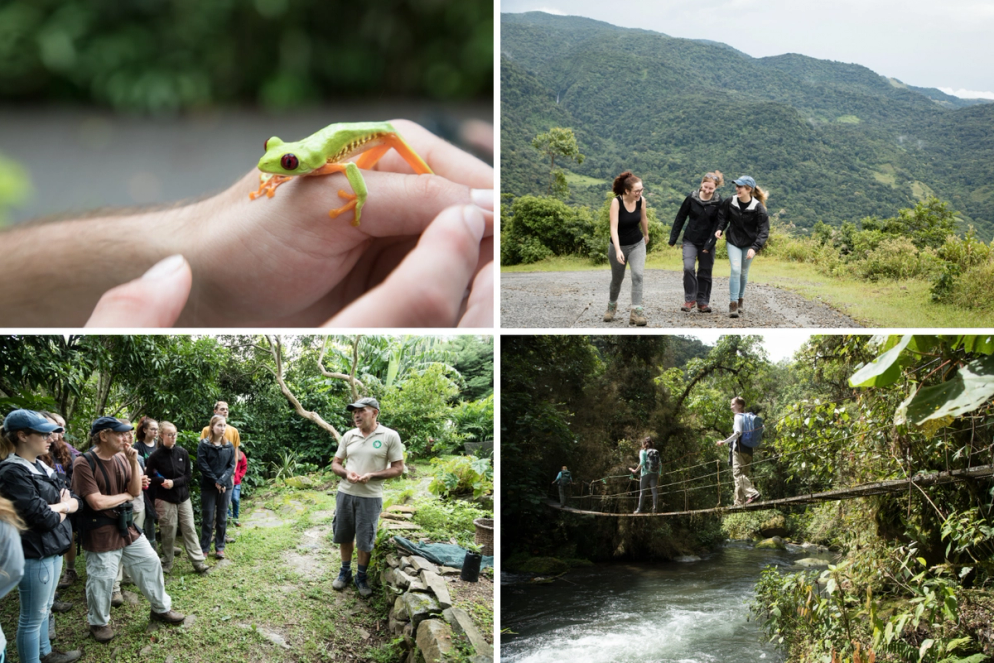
top-left (501, 0), bottom-right (994, 99)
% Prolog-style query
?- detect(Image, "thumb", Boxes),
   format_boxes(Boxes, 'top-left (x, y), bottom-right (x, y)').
top-left (85, 254), bottom-right (192, 327)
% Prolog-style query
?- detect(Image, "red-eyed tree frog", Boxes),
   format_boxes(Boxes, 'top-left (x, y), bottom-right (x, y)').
top-left (249, 121), bottom-right (433, 226)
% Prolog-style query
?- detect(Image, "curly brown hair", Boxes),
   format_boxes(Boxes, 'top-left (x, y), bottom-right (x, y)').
top-left (612, 171), bottom-right (641, 196)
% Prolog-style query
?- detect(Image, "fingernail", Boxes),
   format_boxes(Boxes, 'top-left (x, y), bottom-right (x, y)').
top-left (141, 254), bottom-right (187, 281)
top-left (463, 205), bottom-right (485, 242)
top-left (471, 188), bottom-right (494, 212)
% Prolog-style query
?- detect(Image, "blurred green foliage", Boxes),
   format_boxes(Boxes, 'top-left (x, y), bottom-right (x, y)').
top-left (0, 152), bottom-right (32, 227)
top-left (0, 0), bottom-right (493, 113)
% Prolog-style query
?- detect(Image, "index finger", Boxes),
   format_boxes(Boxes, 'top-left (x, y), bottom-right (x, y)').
top-left (374, 119), bottom-right (493, 189)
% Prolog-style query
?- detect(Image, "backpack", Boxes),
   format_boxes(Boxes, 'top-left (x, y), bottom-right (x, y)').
top-left (558, 470), bottom-right (572, 485)
top-left (644, 448), bottom-right (661, 474)
top-left (739, 413), bottom-right (763, 449)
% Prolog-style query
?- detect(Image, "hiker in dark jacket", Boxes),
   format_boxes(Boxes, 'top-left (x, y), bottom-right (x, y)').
top-left (670, 171), bottom-right (724, 313)
top-left (0, 410), bottom-right (82, 663)
top-left (710, 176), bottom-right (770, 318)
top-left (628, 436), bottom-right (661, 514)
top-left (146, 422), bottom-right (209, 575)
top-left (196, 415), bottom-right (236, 559)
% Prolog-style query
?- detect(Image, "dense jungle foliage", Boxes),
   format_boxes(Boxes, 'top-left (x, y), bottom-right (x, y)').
top-left (0, 334), bottom-right (494, 495)
top-left (0, 0), bottom-right (492, 112)
top-left (500, 12), bottom-right (994, 238)
top-left (502, 333), bottom-right (994, 661)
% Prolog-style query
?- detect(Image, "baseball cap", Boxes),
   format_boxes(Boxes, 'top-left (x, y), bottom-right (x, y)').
top-left (346, 397), bottom-right (380, 411)
top-left (2, 409), bottom-right (63, 435)
top-left (90, 416), bottom-right (134, 435)
top-left (733, 176), bottom-right (756, 189)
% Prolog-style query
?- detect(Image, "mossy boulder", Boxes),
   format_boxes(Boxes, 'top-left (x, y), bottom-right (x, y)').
top-left (517, 557), bottom-right (569, 575)
top-left (755, 536), bottom-right (786, 550)
top-left (284, 476), bottom-right (316, 489)
top-left (759, 513), bottom-right (789, 538)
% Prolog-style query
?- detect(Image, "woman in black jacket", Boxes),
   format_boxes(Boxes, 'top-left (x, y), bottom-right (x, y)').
top-left (146, 422), bottom-right (210, 574)
top-left (0, 410), bottom-right (82, 663)
top-left (712, 176), bottom-right (770, 318)
top-left (669, 171), bottom-right (724, 313)
top-left (196, 415), bottom-right (236, 560)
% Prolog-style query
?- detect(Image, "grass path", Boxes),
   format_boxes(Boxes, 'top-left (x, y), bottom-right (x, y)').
top-left (1, 467), bottom-right (493, 662)
top-left (502, 249), bottom-right (994, 327)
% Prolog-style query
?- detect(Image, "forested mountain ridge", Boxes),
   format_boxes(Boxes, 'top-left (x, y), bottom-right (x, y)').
top-left (501, 12), bottom-right (994, 237)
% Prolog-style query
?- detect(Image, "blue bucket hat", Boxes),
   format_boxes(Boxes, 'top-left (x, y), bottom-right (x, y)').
top-left (90, 416), bottom-right (134, 436)
top-left (2, 409), bottom-right (63, 435)
top-left (733, 176), bottom-right (756, 189)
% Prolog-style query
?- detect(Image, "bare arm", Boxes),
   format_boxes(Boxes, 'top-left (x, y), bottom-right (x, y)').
top-left (609, 198), bottom-right (625, 264)
top-left (641, 197), bottom-right (650, 245)
top-left (331, 454), bottom-right (362, 484)
top-left (85, 491), bottom-right (136, 511)
top-left (358, 459), bottom-right (405, 483)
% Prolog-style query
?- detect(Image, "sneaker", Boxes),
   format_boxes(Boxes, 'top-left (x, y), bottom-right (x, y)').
top-left (332, 568), bottom-right (353, 591)
top-left (57, 568), bottom-right (78, 589)
top-left (738, 298), bottom-right (744, 316)
top-left (90, 624), bottom-right (116, 643)
top-left (633, 508), bottom-right (642, 514)
top-left (729, 301), bottom-right (739, 318)
top-left (746, 493), bottom-right (761, 505)
top-left (51, 600), bottom-right (73, 613)
top-left (235, 521), bottom-right (242, 528)
top-left (354, 575), bottom-right (373, 598)
top-left (111, 592), bottom-right (124, 608)
top-left (215, 550), bottom-right (225, 559)
top-left (629, 307), bottom-right (647, 326)
top-left (603, 302), bottom-right (617, 322)
top-left (680, 301), bottom-right (695, 312)
top-left (194, 563), bottom-right (211, 575)
top-left (225, 535), bottom-right (235, 543)
top-left (150, 609), bottom-right (186, 624)
top-left (41, 650), bottom-right (82, 663)
top-left (698, 303), bottom-right (712, 313)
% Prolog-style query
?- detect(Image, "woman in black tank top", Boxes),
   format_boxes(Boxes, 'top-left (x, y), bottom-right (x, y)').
top-left (605, 171), bottom-right (650, 326)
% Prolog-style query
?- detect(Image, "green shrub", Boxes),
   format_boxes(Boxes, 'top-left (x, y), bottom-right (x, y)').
top-left (451, 395), bottom-right (494, 445)
top-left (947, 260), bottom-right (994, 310)
top-left (427, 455), bottom-right (493, 500)
top-left (937, 230), bottom-right (993, 269)
top-left (855, 237), bottom-right (941, 281)
top-left (411, 497), bottom-right (491, 547)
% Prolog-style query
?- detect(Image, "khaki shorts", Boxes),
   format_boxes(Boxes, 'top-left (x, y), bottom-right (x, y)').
top-left (332, 491), bottom-right (382, 552)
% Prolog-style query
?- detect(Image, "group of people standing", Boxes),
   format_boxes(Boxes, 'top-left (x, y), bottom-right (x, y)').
top-left (0, 400), bottom-right (248, 661)
top-left (605, 170), bottom-right (771, 324)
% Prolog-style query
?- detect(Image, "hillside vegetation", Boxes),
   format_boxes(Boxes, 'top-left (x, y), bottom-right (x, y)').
top-left (501, 12), bottom-right (994, 238)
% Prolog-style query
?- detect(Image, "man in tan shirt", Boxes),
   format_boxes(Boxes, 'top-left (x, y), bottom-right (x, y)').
top-left (331, 397), bottom-right (404, 597)
top-left (200, 401), bottom-right (240, 449)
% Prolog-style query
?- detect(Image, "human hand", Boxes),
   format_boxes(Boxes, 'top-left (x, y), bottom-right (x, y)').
top-left (347, 471), bottom-right (362, 484)
top-left (644, 235), bottom-right (650, 246)
top-left (746, 248), bottom-right (756, 260)
top-left (215, 482), bottom-right (223, 492)
top-left (358, 473), bottom-right (373, 484)
top-left (122, 445), bottom-right (138, 462)
top-left (85, 255), bottom-right (192, 327)
top-left (162, 479), bottom-right (174, 489)
top-left (714, 230), bottom-right (722, 239)
top-left (615, 248), bottom-right (625, 264)
top-left (141, 475), bottom-right (151, 489)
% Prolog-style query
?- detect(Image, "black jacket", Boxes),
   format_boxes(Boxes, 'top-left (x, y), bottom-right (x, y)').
top-left (670, 190), bottom-right (723, 246)
top-left (197, 439), bottom-right (236, 490)
top-left (145, 445), bottom-right (193, 504)
top-left (0, 455), bottom-right (79, 559)
top-left (709, 195), bottom-right (770, 252)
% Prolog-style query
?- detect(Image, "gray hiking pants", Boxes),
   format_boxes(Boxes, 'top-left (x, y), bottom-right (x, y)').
top-left (637, 474), bottom-right (658, 512)
top-left (608, 239), bottom-right (646, 306)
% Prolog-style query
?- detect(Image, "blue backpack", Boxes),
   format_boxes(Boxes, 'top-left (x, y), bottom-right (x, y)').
top-left (740, 413), bottom-right (763, 449)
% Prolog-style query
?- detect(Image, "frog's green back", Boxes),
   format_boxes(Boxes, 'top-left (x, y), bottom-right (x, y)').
top-left (310, 121), bottom-right (396, 154)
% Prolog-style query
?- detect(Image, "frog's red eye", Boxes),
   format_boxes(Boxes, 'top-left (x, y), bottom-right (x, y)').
top-left (281, 154), bottom-right (299, 170)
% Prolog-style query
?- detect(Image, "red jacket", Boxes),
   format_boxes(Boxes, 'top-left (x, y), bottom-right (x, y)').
top-left (233, 454), bottom-right (248, 486)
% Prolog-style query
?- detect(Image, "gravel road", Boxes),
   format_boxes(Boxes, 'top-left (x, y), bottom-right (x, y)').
top-left (501, 269), bottom-right (863, 328)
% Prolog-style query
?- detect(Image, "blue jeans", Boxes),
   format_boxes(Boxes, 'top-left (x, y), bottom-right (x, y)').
top-left (727, 244), bottom-right (755, 302)
top-left (227, 484), bottom-right (242, 520)
top-left (16, 555), bottom-right (62, 663)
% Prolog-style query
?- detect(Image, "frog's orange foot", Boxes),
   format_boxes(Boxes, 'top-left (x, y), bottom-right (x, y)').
top-left (328, 198), bottom-right (358, 221)
top-left (337, 189), bottom-right (357, 201)
top-left (249, 174), bottom-right (291, 200)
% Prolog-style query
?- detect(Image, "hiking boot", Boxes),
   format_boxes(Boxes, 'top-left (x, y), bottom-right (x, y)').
top-left (738, 298), bottom-right (744, 315)
top-left (51, 600), bottom-right (73, 613)
top-left (57, 568), bottom-right (78, 589)
top-left (174, 547), bottom-right (183, 555)
top-left (90, 624), bottom-right (116, 643)
top-left (41, 650), bottom-right (82, 663)
top-left (225, 535), bottom-right (235, 543)
top-left (354, 575), bottom-right (373, 598)
top-left (235, 521), bottom-right (242, 528)
top-left (746, 493), bottom-right (761, 505)
top-left (729, 301), bottom-right (739, 318)
top-left (680, 301), bottom-right (695, 312)
top-left (603, 302), bottom-right (617, 322)
top-left (629, 307), bottom-right (647, 326)
top-left (332, 568), bottom-right (353, 591)
top-left (698, 303), bottom-right (712, 313)
top-left (111, 592), bottom-right (124, 608)
top-left (194, 562), bottom-right (211, 575)
top-left (215, 550), bottom-right (225, 559)
top-left (150, 609), bottom-right (186, 624)
top-left (633, 508), bottom-right (642, 514)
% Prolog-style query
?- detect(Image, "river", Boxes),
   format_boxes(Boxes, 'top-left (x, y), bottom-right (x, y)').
top-left (501, 542), bottom-right (812, 663)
